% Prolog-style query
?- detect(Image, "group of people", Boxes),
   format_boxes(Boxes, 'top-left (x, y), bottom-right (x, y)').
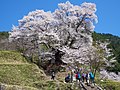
top-left (65, 68), bottom-right (95, 85)
top-left (50, 66), bottom-right (95, 86)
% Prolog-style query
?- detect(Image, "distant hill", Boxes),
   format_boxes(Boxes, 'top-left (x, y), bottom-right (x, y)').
top-left (0, 32), bottom-right (9, 40)
top-left (92, 32), bottom-right (120, 73)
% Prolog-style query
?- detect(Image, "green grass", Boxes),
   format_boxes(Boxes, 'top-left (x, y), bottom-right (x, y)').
top-left (32, 81), bottom-right (57, 90)
top-left (0, 50), bottom-right (73, 90)
top-left (0, 50), bottom-right (47, 89)
top-left (98, 80), bottom-right (120, 90)
top-left (2, 50), bottom-right (119, 90)
top-left (0, 51), bottom-right (27, 63)
top-left (0, 83), bottom-right (39, 90)
top-left (29, 80), bottom-right (72, 90)
top-left (89, 70), bottom-right (120, 90)
top-left (0, 64), bottom-right (46, 87)
top-left (95, 72), bottom-right (120, 90)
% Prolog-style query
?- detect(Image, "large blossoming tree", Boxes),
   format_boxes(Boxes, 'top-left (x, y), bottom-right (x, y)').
top-left (9, 1), bottom-right (98, 66)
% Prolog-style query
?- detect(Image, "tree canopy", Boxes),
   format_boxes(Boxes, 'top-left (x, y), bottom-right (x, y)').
top-left (9, 1), bottom-right (98, 64)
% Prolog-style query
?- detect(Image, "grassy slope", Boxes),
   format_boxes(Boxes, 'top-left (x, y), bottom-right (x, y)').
top-left (0, 51), bottom-right (46, 89)
top-left (0, 51), bottom-right (27, 63)
top-left (95, 71), bottom-right (120, 90)
top-left (96, 79), bottom-right (120, 90)
top-left (0, 83), bottom-right (39, 90)
top-left (0, 51), bottom-right (72, 90)
top-left (0, 64), bottom-right (45, 86)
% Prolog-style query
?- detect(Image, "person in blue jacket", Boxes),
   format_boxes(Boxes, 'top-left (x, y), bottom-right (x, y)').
top-left (89, 72), bottom-right (94, 84)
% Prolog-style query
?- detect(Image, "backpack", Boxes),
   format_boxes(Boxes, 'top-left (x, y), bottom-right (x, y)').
top-left (89, 72), bottom-right (94, 79)
top-left (82, 73), bottom-right (85, 77)
top-left (78, 73), bottom-right (81, 79)
top-left (76, 74), bottom-right (78, 79)
top-left (65, 76), bottom-right (70, 82)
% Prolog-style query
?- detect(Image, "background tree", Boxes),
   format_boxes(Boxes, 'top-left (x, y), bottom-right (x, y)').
top-left (86, 46), bottom-right (105, 78)
top-left (0, 32), bottom-right (11, 50)
top-left (92, 32), bottom-right (120, 73)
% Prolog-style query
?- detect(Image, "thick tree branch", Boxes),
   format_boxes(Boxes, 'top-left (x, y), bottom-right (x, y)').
top-left (76, 14), bottom-right (87, 33)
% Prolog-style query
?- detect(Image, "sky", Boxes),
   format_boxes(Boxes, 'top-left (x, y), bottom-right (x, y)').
top-left (0, 0), bottom-right (120, 36)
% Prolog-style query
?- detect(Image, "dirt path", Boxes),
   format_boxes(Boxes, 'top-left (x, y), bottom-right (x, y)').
top-left (0, 63), bottom-right (30, 65)
top-left (81, 82), bottom-right (102, 90)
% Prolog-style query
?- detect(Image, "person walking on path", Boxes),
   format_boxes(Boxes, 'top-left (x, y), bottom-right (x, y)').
top-left (78, 72), bottom-right (81, 82)
top-left (86, 72), bottom-right (90, 86)
top-left (76, 72), bottom-right (81, 82)
top-left (51, 71), bottom-right (55, 80)
top-left (82, 72), bottom-right (86, 83)
top-left (70, 70), bottom-right (74, 83)
top-left (89, 72), bottom-right (95, 86)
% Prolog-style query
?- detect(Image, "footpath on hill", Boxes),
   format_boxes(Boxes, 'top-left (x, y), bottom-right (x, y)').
top-left (49, 69), bottom-right (102, 90)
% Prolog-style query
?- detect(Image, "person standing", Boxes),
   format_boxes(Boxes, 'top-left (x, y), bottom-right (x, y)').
top-left (51, 71), bottom-right (55, 80)
top-left (78, 73), bottom-right (81, 82)
top-left (82, 72), bottom-right (85, 83)
top-left (76, 72), bottom-right (81, 82)
top-left (70, 70), bottom-right (74, 83)
top-left (86, 72), bottom-right (90, 85)
top-left (89, 72), bottom-right (94, 85)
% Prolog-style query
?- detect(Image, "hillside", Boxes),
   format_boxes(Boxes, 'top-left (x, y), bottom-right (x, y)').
top-left (0, 32), bottom-right (120, 89)
top-left (0, 51), bottom-right (27, 63)
top-left (92, 32), bottom-right (120, 73)
top-left (0, 51), bottom-right (45, 89)
top-left (0, 32), bottom-right (9, 40)
top-left (0, 50), bottom-right (77, 90)
top-left (1, 31), bottom-right (120, 73)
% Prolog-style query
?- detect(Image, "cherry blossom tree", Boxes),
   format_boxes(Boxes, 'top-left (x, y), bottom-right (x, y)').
top-left (9, 1), bottom-right (98, 66)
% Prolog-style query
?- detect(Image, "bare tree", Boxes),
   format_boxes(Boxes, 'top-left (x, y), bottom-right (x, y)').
top-left (87, 46), bottom-right (105, 78)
